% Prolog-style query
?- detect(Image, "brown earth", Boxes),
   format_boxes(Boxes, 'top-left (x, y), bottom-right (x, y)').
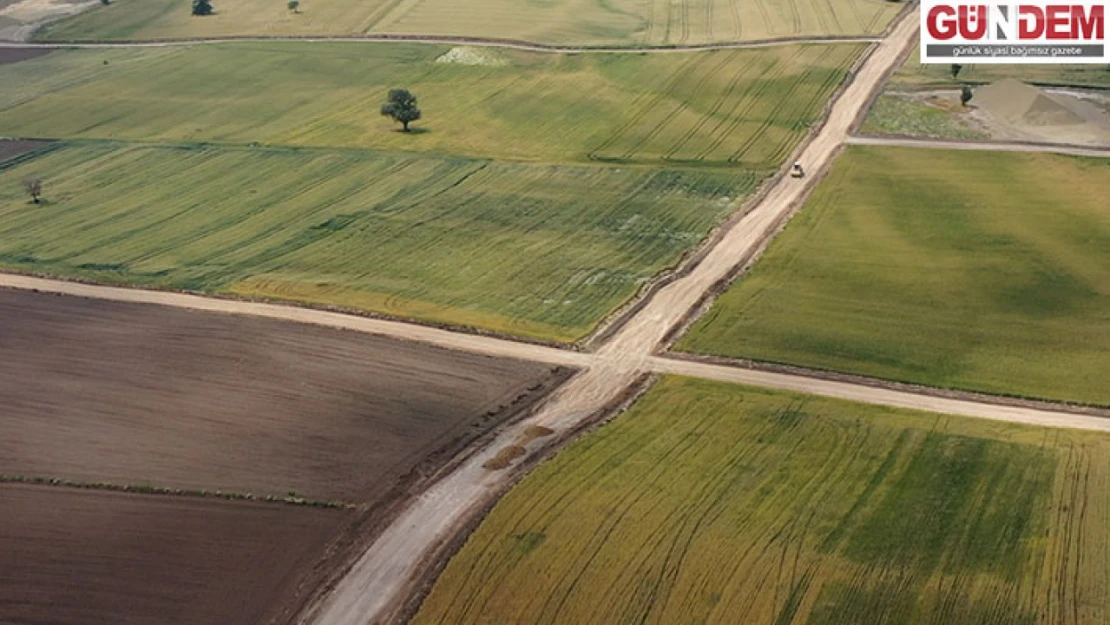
top-left (0, 483), bottom-right (353, 625)
top-left (0, 288), bottom-right (566, 502)
top-left (0, 138), bottom-right (49, 161)
top-left (0, 45), bottom-right (51, 64)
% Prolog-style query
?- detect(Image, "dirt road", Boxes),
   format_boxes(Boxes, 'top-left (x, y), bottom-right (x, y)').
top-left (305, 11), bottom-right (929, 625)
top-left (650, 357), bottom-right (1110, 430)
top-left (0, 274), bottom-right (589, 369)
top-left (847, 135), bottom-right (1110, 157)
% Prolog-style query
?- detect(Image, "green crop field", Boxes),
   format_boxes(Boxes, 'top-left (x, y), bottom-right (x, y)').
top-left (0, 142), bottom-right (758, 341)
top-left (679, 146), bottom-right (1109, 405)
top-left (0, 42), bottom-right (861, 168)
top-left (413, 376), bottom-right (1110, 625)
top-left (37, 0), bottom-right (901, 45)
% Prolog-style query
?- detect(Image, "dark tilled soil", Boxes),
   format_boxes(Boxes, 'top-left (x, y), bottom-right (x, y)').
top-left (0, 138), bottom-right (50, 162)
top-left (0, 483), bottom-right (353, 625)
top-left (0, 47), bottom-right (53, 66)
top-left (0, 288), bottom-right (565, 502)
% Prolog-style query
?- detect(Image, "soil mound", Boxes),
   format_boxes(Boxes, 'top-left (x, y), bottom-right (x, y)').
top-left (976, 78), bottom-right (1086, 127)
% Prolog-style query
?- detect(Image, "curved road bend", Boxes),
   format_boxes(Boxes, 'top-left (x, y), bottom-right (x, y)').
top-left (306, 11), bottom-right (924, 625)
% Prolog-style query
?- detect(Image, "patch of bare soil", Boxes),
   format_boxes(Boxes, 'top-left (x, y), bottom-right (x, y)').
top-left (0, 483), bottom-right (353, 625)
top-left (0, 45), bottom-right (52, 65)
top-left (0, 137), bottom-right (50, 161)
top-left (0, 288), bottom-right (566, 503)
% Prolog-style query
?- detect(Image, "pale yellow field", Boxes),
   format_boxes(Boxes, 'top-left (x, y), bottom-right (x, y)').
top-left (414, 377), bottom-right (1110, 625)
top-left (38, 0), bottom-right (903, 43)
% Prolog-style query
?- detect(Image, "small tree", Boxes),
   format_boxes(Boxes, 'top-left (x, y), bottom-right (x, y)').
top-left (192, 0), bottom-right (213, 16)
top-left (100, 0), bottom-right (111, 5)
top-left (960, 85), bottom-right (973, 106)
top-left (287, 0), bottom-right (299, 12)
top-left (950, 63), bottom-right (962, 79)
top-left (23, 178), bottom-right (43, 204)
top-left (380, 88), bottom-right (421, 132)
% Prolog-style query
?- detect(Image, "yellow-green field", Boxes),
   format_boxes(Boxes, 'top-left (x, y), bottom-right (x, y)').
top-left (0, 42), bottom-right (861, 168)
top-left (679, 147), bottom-right (1109, 405)
top-left (414, 376), bottom-right (1110, 625)
top-left (37, 0), bottom-right (902, 44)
top-left (0, 142), bottom-right (758, 341)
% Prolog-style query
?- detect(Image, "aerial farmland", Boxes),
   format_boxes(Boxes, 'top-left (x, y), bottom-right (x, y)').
top-left (0, 0), bottom-right (1107, 624)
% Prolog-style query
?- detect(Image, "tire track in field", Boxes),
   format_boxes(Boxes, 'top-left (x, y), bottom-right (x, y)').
top-left (591, 414), bottom-right (787, 623)
top-left (704, 0), bottom-right (714, 42)
top-left (787, 0), bottom-right (803, 36)
top-left (588, 53), bottom-right (704, 159)
top-left (757, 53), bottom-right (854, 166)
top-left (726, 0), bottom-right (743, 40)
top-left (616, 48), bottom-right (738, 160)
top-left (752, 0), bottom-right (776, 37)
top-left (661, 50), bottom-right (762, 161)
top-left (455, 387), bottom-right (725, 624)
top-left (724, 61), bottom-right (820, 162)
top-left (438, 407), bottom-right (682, 623)
top-left (691, 45), bottom-right (807, 162)
top-left (528, 404), bottom-right (726, 625)
top-left (644, 408), bottom-right (846, 621)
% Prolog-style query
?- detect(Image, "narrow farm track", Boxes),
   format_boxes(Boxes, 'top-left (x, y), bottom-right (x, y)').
top-left (847, 135), bottom-right (1110, 158)
top-left (0, 34), bottom-right (880, 53)
top-left (4, 5), bottom-right (1107, 624)
top-left (0, 274), bottom-right (591, 369)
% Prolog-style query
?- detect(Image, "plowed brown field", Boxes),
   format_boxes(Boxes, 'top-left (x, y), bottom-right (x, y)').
top-left (0, 288), bottom-right (565, 502)
top-left (0, 287), bottom-right (569, 624)
top-left (0, 483), bottom-right (352, 625)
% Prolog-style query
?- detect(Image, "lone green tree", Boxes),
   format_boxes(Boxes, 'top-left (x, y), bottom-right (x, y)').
top-left (960, 84), bottom-right (973, 106)
top-left (287, 0), bottom-right (299, 12)
top-left (950, 63), bottom-right (963, 79)
top-left (23, 178), bottom-right (43, 204)
top-left (380, 88), bottom-right (421, 132)
top-left (192, 0), bottom-right (213, 16)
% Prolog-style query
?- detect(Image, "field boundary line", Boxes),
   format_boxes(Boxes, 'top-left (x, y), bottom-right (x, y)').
top-left (654, 352), bottom-right (1110, 416)
top-left (647, 356), bottom-right (1110, 432)
top-left (2, 34), bottom-right (881, 53)
top-left (846, 135), bottom-right (1110, 158)
top-left (0, 475), bottom-right (359, 509)
top-left (0, 273), bottom-right (591, 367)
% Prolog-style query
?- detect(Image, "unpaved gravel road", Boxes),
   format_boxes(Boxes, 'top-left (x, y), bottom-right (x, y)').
top-left (649, 357), bottom-right (1110, 431)
top-left (848, 135), bottom-right (1110, 157)
top-left (0, 275), bottom-right (590, 369)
